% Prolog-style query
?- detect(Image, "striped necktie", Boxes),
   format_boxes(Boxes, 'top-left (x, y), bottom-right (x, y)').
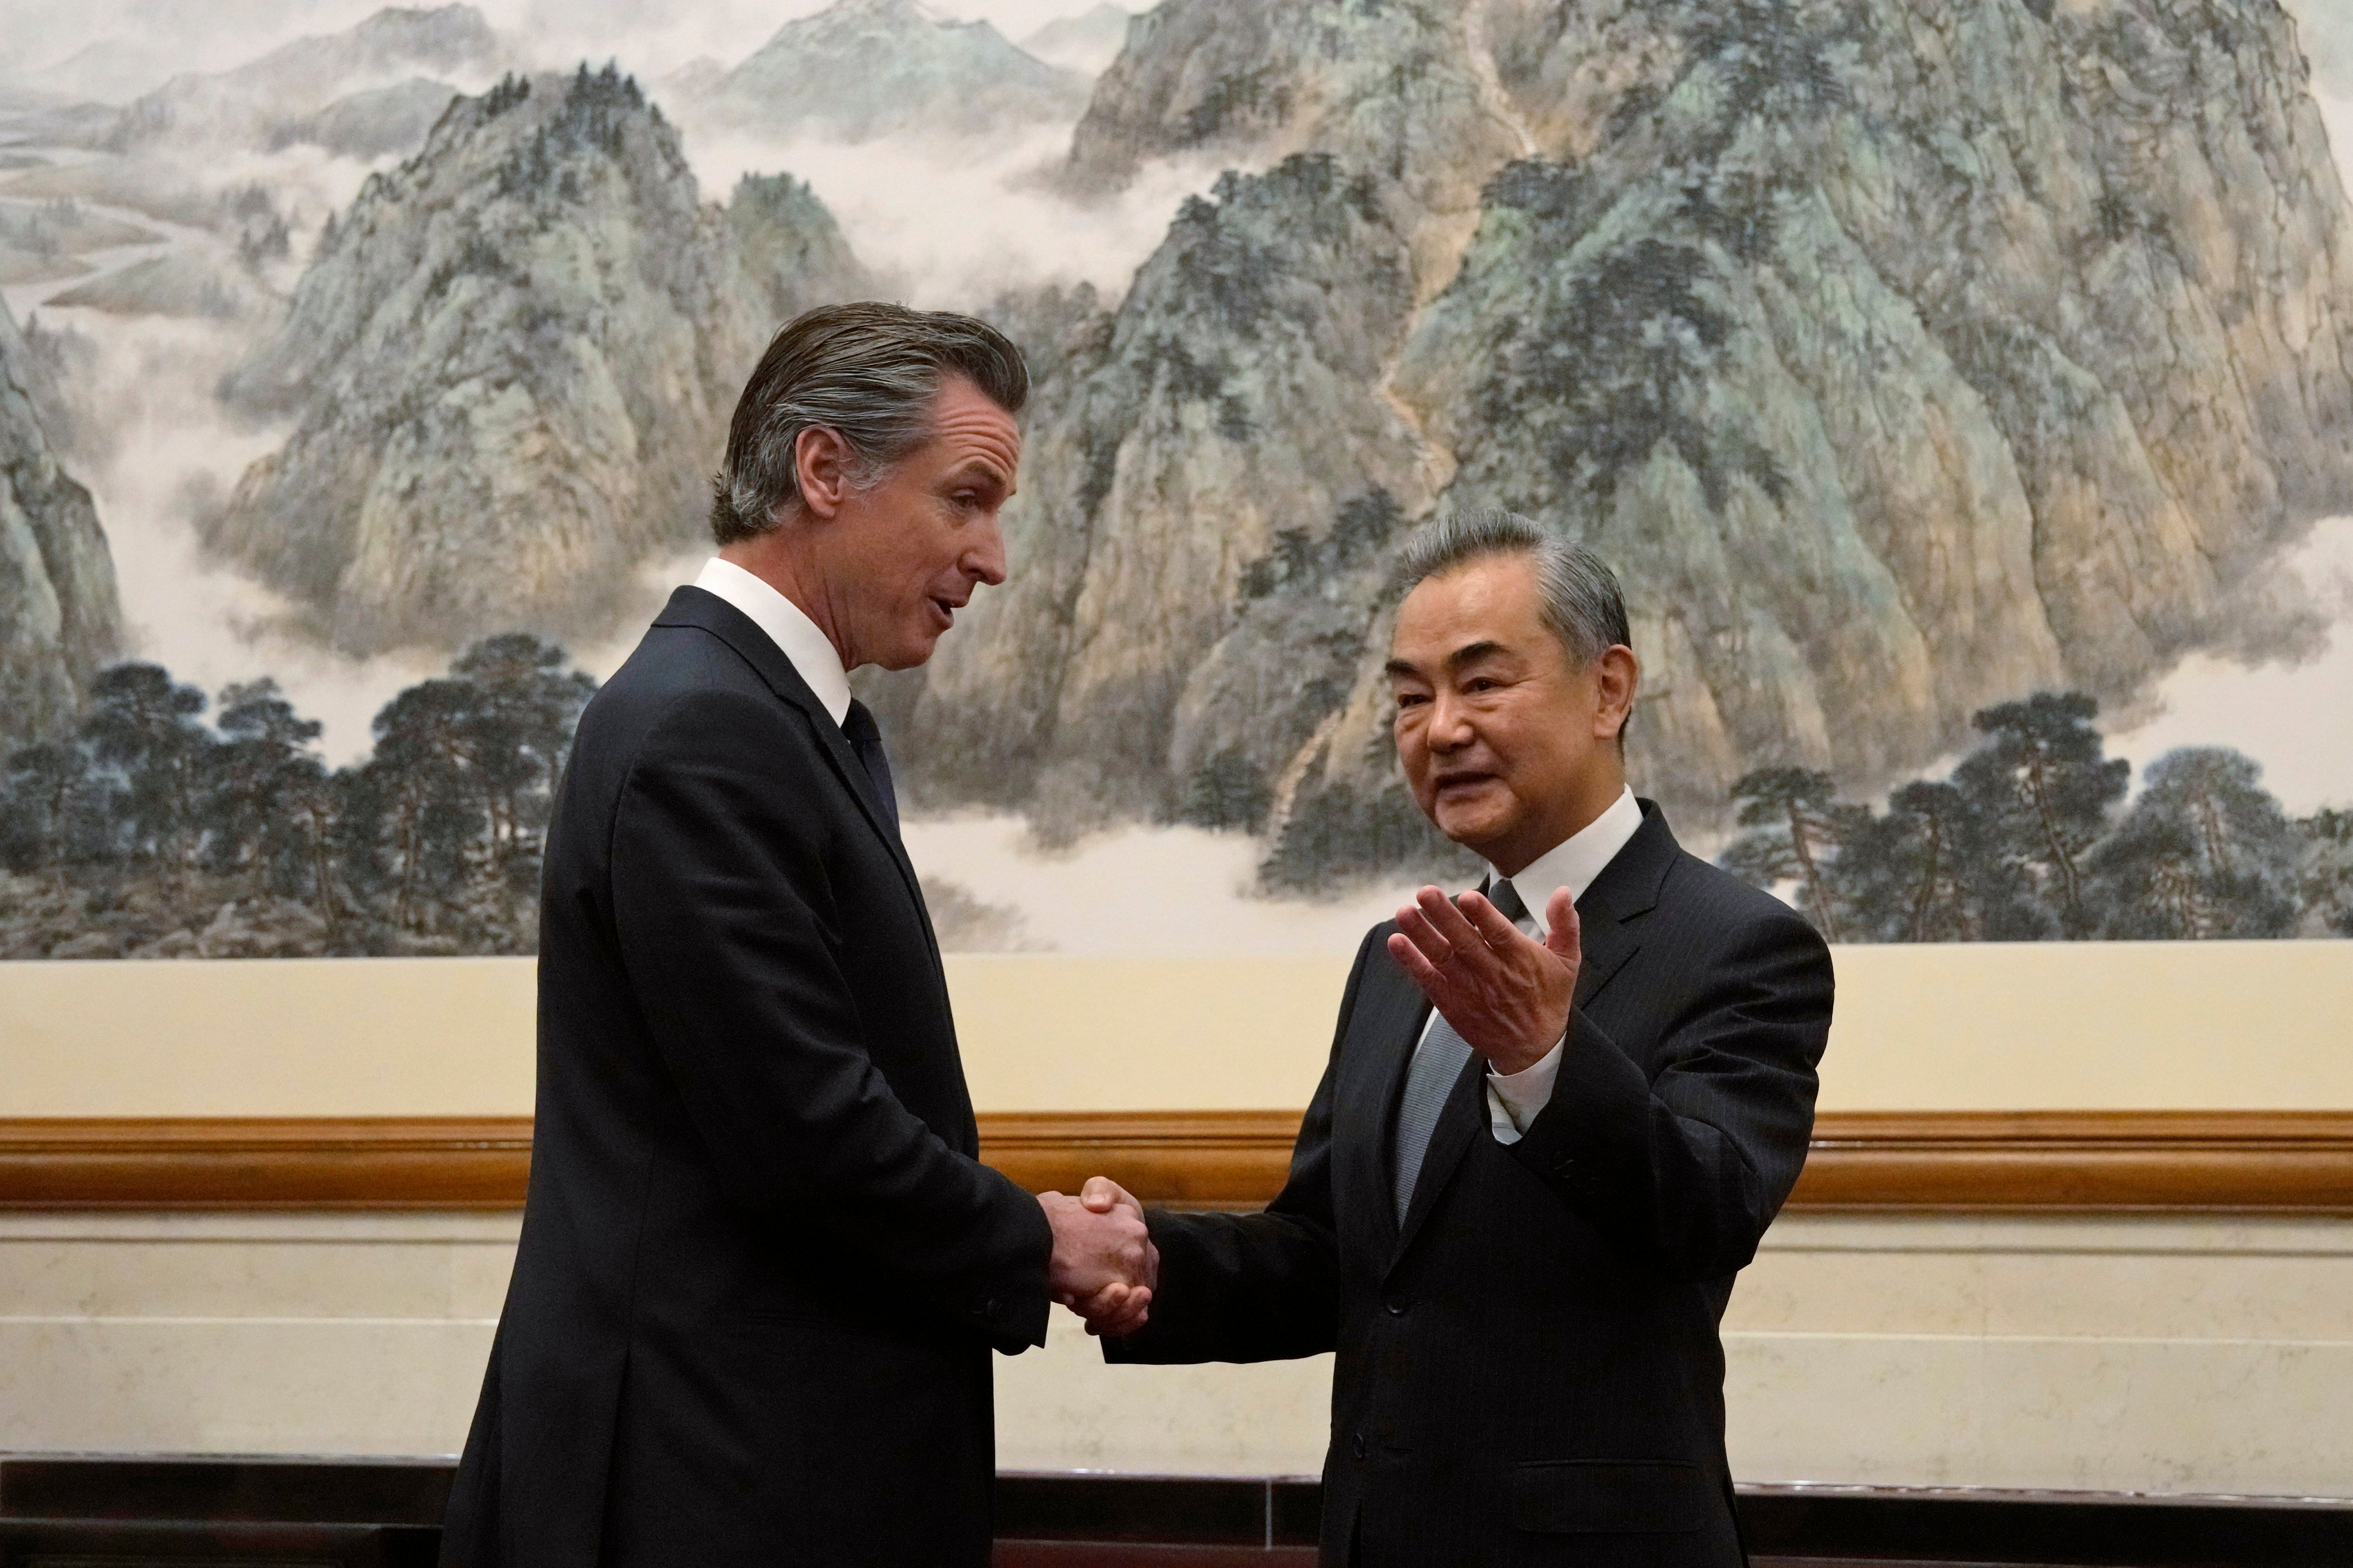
top-left (1392, 878), bottom-right (1534, 1223)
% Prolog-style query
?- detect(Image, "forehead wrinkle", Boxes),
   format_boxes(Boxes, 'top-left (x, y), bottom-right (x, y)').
top-left (930, 413), bottom-right (1020, 471)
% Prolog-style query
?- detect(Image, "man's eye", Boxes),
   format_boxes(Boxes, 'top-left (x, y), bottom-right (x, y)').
top-left (1394, 692), bottom-right (1427, 709)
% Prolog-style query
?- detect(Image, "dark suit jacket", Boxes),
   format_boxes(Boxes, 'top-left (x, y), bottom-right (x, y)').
top-left (441, 586), bottom-right (1053, 1568)
top-left (1108, 803), bottom-right (1831, 1567)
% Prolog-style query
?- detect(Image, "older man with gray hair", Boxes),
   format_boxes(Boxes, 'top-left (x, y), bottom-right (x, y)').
top-left (441, 303), bottom-right (1156, 1568)
top-left (1081, 509), bottom-right (1835, 1567)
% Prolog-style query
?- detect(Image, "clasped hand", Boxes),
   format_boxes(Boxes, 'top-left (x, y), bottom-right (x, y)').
top-left (1039, 1176), bottom-right (1157, 1338)
top-left (1387, 884), bottom-right (1582, 1076)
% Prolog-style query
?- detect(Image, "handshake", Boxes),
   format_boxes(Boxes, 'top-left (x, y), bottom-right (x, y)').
top-left (1037, 1177), bottom-right (1156, 1338)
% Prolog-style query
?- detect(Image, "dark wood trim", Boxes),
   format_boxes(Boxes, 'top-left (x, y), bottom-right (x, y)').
top-left (1, 1111), bottom-right (2350, 1214)
top-left (4, 1459), bottom-right (2351, 1565)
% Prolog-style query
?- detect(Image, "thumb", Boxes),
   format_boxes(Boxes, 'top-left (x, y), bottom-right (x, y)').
top-left (1080, 1175), bottom-right (1124, 1212)
top-left (1546, 889), bottom-right (1581, 964)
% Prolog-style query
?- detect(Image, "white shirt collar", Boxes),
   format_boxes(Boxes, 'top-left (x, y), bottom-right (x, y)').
top-left (1487, 786), bottom-right (1643, 937)
top-left (692, 557), bottom-right (853, 727)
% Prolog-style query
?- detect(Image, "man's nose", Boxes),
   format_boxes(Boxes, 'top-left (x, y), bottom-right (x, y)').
top-left (968, 513), bottom-right (1009, 587)
top-left (1426, 691), bottom-right (1475, 750)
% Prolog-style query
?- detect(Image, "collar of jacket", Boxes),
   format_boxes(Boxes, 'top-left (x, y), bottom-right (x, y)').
top-left (654, 585), bottom-right (941, 970)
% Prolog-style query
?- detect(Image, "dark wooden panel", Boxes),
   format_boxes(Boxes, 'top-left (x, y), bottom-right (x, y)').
top-left (1791, 1111), bottom-right (2353, 1214)
top-left (5, 1462), bottom-right (2353, 1565)
top-left (0, 1518), bottom-right (438, 1568)
top-left (0, 1120), bottom-right (530, 1211)
top-left (994, 1546), bottom-right (1316, 1566)
top-left (2, 1111), bottom-right (2351, 1214)
top-left (0, 1461), bottom-right (450, 1528)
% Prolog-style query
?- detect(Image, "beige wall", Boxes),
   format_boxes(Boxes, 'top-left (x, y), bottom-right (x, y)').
top-left (6, 948), bottom-right (2350, 1493)
top-left (6, 1209), bottom-right (2348, 1497)
top-left (4, 941), bottom-right (2352, 1117)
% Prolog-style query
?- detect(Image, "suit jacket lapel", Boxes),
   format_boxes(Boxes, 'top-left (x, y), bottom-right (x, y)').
top-left (1389, 1046), bottom-right (1487, 1269)
top-left (654, 587), bottom-right (940, 970)
top-left (1570, 799), bottom-right (1678, 1012)
top-left (1335, 937), bottom-right (1429, 1262)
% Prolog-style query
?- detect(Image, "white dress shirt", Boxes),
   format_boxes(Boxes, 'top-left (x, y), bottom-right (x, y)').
top-left (692, 557), bottom-right (852, 728)
top-left (1410, 786), bottom-right (1645, 1145)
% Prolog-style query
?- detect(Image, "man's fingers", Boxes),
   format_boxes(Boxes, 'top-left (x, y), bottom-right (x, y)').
top-left (1084, 1291), bottom-right (1152, 1337)
top-left (1417, 885), bottom-right (1484, 952)
top-left (1392, 896), bottom-right (1455, 968)
top-left (1546, 888), bottom-right (1581, 964)
top-left (1455, 890), bottom-right (1523, 951)
top-left (1387, 930), bottom-right (1446, 993)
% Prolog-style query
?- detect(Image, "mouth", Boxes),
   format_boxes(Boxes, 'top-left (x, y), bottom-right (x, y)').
top-left (926, 596), bottom-right (961, 630)
top-left (1432, 769), bottom-right (1496, 798)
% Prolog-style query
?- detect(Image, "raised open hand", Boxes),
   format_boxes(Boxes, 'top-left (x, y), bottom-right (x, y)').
top-left (1039, 1176), bottom-right (1157, 1335)
top-left (1387, 883), bottom-right (1581, 1075)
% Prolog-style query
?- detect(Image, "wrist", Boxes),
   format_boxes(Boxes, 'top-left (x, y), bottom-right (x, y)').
top-left (1487, 1037), bottom-right (1550, 1076)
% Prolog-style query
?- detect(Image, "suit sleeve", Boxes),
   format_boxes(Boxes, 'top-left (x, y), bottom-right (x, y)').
top-left (1101, 930), bottom-right (1374, 1365)
top-left (1508, 905), bottom-right (1831, 1281)
top-left (610, 688), bottom-right (1052, 1352)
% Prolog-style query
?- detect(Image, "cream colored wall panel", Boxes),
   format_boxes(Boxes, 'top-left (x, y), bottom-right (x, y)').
top-left (0, 1317), bottom-right (495, 1456)
top-left (1732, 1216), bottom-right (2353, 1342)
top-left (0, 959), bottom-right (541, 1117)
top-left (5, 1217), bottom-right (2351, 1496)
top-left (1724, 1333), bottom-right (2353, 1496)
top-left (5, 942), bottom-right (2352, 1117)
top-left (0, 1238), bottom-right (476, 1320)
top-left (995, 1313), bottom-right (1331, 1477)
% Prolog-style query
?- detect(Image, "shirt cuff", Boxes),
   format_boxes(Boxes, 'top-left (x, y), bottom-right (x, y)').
top-left (1486, 1036), bottom-right (1567, 1142)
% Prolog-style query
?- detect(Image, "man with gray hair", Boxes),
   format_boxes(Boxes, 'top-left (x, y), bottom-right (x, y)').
top-left (1081, 509), bottom-right (1834, 1566)
top-left (441, 303), bottom-right (1155, 1568)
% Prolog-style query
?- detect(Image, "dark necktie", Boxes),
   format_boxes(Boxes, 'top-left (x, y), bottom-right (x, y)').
top-left (841, 698), bottom-right (898, 832)
top-left (1391, 876), bottom-right (1536, 1223)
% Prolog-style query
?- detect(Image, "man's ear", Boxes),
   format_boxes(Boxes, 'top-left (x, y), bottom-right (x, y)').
top-left (793, 426), bottom-right (854, 521)
top-left (1594, 644), bottom-right (1638, 741)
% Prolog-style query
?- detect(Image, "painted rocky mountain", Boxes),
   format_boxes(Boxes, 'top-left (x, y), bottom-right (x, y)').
top-left (87, 4), bottom-right (507, 156)
top-left (0, 300), bottom-right (120, 750)
top-left (881, 0), bottom-right (2353, 885)
top-left (207, 67), bottom-right (867, 654)
top-left (700, 0), bottom-right (1091, 142)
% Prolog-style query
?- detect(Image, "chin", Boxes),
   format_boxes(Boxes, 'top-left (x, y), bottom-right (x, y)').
top-left (883, 631), bottom-right (947, 671)
top-left (1434, 798), bottom-right (1523, 856)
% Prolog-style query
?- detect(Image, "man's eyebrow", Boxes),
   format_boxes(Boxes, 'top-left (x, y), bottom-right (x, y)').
top-left (1443, 640), bottom-right (1509, 671)
top-left (1386, 640), bottom-right (1511, 679)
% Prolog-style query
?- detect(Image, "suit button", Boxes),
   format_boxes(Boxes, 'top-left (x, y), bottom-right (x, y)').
top-left (1353, 1432), bottom-right (1368, 1460)
top-left (1384, 1296), bottom-right (1409, 1316)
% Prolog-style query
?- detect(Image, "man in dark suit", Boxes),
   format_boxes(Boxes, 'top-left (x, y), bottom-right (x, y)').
top-left (441, 303), bottom-right (1155, 1568)
top-left (1083, 509), bottom-right (1833, 1566)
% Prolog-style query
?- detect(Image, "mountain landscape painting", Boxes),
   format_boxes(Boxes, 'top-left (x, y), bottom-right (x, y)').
top-left (3, 0), bottom-right (2351, 958)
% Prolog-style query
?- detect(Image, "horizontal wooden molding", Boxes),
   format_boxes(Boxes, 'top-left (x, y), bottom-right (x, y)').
top-left (0, 1118), bottom-right (533, 1210)
top-left (1, 1111), bottom-right (2350, 1215)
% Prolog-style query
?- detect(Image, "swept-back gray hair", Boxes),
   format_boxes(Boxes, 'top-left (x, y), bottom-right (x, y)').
top-left (709, 301), bottom-right (1028, 544)
top-left (1393, 508), bottom-right (1631, 667)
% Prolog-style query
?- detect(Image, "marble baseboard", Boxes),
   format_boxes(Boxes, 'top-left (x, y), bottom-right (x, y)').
top-left (3, 1212), bottom-right (2348, 1497)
